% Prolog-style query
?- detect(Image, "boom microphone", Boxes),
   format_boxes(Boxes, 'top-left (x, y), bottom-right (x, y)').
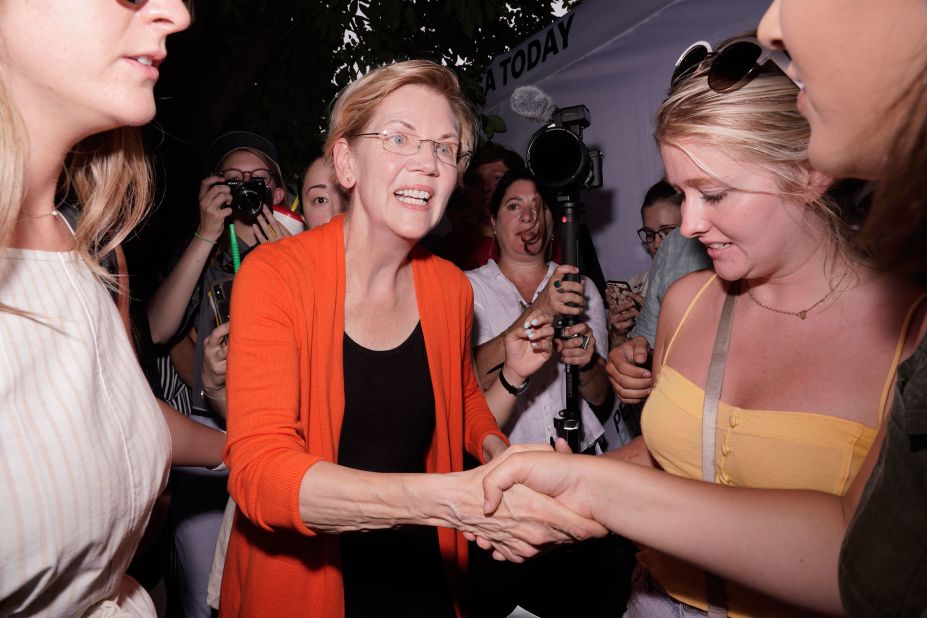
top-left (510, 85), bottom-right (557, 123)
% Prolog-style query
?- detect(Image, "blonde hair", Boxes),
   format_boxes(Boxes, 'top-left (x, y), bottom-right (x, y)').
top-left (63, 129), bottom-right (152, 285)
top-left (0, 77), bottom-right (151, 294)
top-left (0, 78), bottom-right (25, 251)
top-left (324, 59), bottom-right (477, 188)
top-left (655, 63), bottom-right (854, 254)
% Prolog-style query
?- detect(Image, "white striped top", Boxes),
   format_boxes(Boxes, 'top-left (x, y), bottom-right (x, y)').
top-left (0, 248), bottom-right (170, 616)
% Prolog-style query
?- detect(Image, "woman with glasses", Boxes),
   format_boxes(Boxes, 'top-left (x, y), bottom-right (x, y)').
top-left (0, 2), bottom-right (210, 615)
top-left (218, 60), bottom-right (603, 617)
top-left (145, 131), bottom-right (296, 618)
top-left (608, 180), bottom-right (683, 348)
top-left (479, 34), bottom-right (926, 617)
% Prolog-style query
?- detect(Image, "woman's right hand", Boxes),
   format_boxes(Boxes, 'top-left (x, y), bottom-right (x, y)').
top-left (480, 448), bottom-right (600, 553)
top-left (531, 264), bottom-right (584, 318)
top-left (197, 175), bottom-right (232, 242)
top-left (502, 308), bottom-right (555, 383)
top-left (606, 336), bottom-right (652, 404)
top-left (454, 444), bottom-right (608, 562)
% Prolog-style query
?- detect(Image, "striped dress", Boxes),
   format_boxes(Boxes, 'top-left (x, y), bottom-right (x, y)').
top-left (0, 248), bottom-right (170, 616)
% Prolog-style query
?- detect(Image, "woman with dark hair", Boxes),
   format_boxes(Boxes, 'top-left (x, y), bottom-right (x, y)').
top-left (297, 151), bottom-right (347, 229)
top-left (468, 169), bottom-right (611, 453)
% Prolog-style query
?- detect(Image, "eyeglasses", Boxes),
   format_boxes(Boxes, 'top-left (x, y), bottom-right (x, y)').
top-left (218, 168), bottom-right (275, 184)
top-left (351, 130), bottom-right (468, 167)
top-left (671, 36), bottom-right (793, 93)
top-left (637, 226), bottom-right (678, 244)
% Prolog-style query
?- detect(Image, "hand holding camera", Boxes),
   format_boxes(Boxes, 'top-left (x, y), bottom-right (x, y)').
top-left (216, 176), bottom-right (272, 217)
top-left (199, 173), bottom-right (275, 238)
top-left (197, 175), bottom-right (234, 241)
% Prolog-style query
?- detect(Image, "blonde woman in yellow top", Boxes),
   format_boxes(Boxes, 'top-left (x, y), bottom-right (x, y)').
top-left (480, 37), bottom-right (927, 617)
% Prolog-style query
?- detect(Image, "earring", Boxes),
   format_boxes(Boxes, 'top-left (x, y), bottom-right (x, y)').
top-left (487, 232), bottom-right (497, 264)
top-left (546, 235), bottom-right (555, 262)
top-left (345, 176), bottom-right (352, 183)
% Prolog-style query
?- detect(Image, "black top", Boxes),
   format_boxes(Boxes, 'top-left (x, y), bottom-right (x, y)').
top-left (839, 333), bottom-right (927, 616)
top-left (339, 323), bottom-right (455, 618)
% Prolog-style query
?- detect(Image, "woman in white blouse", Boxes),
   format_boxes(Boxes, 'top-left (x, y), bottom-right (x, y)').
top-left (468, 169), bottom-right (612, 453)
top-left (0, 2), bottom-right (226, 615)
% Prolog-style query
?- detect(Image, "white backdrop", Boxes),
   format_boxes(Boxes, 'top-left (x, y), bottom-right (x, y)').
top-left (481, 0), bottom-right (771, 281)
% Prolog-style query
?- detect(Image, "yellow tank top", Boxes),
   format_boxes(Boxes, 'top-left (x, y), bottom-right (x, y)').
top-left (638, 275), bottom-right (926, 617)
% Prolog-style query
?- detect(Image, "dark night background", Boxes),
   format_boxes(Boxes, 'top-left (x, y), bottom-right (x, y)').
top-left (127, 0), bottom-right (581, 301)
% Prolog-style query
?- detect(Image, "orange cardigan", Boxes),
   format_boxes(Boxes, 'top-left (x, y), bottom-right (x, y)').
top-left (220, 216), bottom-right (504, 617)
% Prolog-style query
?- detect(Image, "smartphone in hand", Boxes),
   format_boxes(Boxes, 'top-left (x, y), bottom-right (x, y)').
top-left (606, 280), bottom-right (640, 310)
top-left (208, 278), bottom-right (234, 327)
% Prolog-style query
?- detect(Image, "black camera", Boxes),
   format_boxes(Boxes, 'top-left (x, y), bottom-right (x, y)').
top-left (217, 178), bottom-right (272, 217)
top-left (526, 105), bottom-right (603, 191)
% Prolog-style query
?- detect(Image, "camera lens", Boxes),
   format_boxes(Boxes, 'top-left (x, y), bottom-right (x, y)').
top-left (232, 186), bottom-right (263, 216)
top-left (229, 179), bottom-right (271, 216)
top-left (527, 127), bottom-right (588, 189)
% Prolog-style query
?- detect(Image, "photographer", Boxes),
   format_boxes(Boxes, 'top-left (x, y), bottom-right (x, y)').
top-left (146, 130), bottom-right (290, 618)
top-left (148, 131), bottom-right (290, 412)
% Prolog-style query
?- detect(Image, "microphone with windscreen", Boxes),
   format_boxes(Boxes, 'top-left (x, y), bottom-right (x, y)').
top-left (509, 85), bottom-right (602, 191)
top-left (510, 85), bottom-right (558, 123)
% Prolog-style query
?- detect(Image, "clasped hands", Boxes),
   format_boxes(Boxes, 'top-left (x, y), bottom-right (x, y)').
top-left (451, 441), bottom-right (606, 563)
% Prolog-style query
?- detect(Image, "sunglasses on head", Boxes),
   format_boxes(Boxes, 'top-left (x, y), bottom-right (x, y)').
top-left (671, 36), bottom-right (794, 93)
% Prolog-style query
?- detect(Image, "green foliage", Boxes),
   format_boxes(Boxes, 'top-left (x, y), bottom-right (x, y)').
top-left (174, 0), bottom-right (581, 182)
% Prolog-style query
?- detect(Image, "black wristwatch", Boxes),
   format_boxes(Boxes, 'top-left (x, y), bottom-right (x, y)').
top-left (499, 368), bottom-right (530, 396)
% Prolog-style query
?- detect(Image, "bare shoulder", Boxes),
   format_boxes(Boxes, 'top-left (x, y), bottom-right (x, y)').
top-left (661, 269), bottom-right (718, 324)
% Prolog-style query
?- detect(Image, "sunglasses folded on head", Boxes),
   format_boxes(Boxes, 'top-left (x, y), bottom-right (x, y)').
top-left (671, 36), bottom-right (795, 93)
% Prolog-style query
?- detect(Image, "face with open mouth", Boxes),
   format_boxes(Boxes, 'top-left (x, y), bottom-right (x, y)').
top-left (661, 140), bottom-right (821, 283)
top-left (493, 179), bottom-right (550, 260)
top-left (337, 83), bottom-right (460, 244)
top-left (0, 0), bottom-right (190, 137)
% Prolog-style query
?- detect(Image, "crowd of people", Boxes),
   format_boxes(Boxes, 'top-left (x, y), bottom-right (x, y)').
top-left (1, 0), bottom-right (925, 616)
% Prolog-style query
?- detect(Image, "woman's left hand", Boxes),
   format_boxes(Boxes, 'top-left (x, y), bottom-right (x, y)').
top-left (557, 321), bottom-right (595, 367)
top-left (532, 264), bottom-right (584, 318)
top-left (202, 321), bottom-right (230, 393)
top-left (502, 308), bottom-right (555, 383)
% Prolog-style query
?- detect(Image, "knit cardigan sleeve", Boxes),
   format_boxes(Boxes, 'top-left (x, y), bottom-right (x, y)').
top-left (224, 238), bottom-right (322, 536)
top-left (224, 228), bottom-right (506, 539)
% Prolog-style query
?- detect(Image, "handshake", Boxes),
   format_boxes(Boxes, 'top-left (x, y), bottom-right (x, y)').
top-left (448, 441), bottom-right (607, 563)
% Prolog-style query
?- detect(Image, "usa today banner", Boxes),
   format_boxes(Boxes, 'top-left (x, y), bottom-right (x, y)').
top-left (481, 0), bottom-right (771, 283)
